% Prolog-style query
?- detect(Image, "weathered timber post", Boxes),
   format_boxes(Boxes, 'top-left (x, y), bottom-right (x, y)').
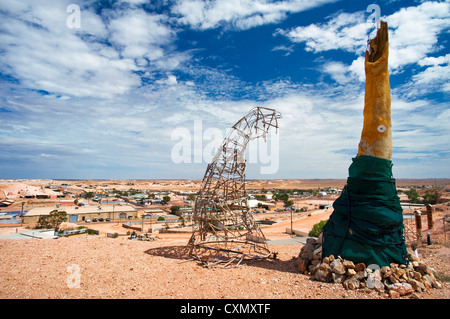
top-left (426, 204), bottom-right (434, 230)
top-left (414, 210), bottom-right (422, 241)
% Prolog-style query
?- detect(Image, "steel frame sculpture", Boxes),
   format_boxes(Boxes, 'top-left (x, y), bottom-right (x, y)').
top-left (187, 106), bottom-right (281, 268)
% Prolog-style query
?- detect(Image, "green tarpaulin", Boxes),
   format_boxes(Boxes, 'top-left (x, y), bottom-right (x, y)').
top-left (322, 155), bottom-right (408, 267)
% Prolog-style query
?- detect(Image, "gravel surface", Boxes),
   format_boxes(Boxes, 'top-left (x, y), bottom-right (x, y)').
top-left (1, 234), bottom-right (448, 299)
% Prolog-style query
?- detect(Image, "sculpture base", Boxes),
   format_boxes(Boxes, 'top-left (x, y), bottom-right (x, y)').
top-left (322, 155), bottom-right (408, 267)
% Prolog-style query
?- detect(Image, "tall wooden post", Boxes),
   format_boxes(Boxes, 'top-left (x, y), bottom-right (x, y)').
top-left (426, 204), bottom-right (434, 230)
top-left (415, 210), bottom-right (422, 240)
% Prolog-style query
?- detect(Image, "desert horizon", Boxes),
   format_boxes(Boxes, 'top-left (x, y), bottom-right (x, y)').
top-left (2, 177), bottom-right (449, 190)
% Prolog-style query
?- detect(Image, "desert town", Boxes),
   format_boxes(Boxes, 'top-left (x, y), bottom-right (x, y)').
top-left (0, 178), bottom-right (449, 299)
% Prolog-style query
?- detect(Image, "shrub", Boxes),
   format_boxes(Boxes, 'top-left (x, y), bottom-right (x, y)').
top-left (309, 220), bottom-right (328, 237)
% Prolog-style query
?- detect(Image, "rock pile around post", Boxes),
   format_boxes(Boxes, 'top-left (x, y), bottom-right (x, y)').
top-left (294, 237), bottom-right (443, 298)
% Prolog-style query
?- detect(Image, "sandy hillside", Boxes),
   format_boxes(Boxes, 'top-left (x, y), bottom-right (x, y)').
top-left (1, 209), bottom-right (449, 301)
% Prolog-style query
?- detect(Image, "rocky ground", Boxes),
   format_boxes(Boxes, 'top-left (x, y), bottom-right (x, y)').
top-left (0, 229), bottom-right (448, 300)
top-left (1, 194), bottom-right (449, 302)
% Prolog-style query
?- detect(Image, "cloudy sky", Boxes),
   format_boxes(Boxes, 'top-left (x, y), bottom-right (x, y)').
top-left (0, 0), bottom-right (449, 180)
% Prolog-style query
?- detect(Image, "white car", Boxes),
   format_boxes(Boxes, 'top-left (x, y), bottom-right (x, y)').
top-left (86, 218), bottom-right (91, 223)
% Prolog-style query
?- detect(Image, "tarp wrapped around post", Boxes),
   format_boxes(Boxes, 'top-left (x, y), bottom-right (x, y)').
top-left (321, 21), bottom-right (408, 267)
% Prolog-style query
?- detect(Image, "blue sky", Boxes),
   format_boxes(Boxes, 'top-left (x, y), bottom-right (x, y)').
top-left (0, 0), bottom-right (449, 180)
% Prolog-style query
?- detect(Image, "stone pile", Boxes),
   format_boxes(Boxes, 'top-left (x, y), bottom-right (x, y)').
top-left (294, 237), bottom-right (443, 298)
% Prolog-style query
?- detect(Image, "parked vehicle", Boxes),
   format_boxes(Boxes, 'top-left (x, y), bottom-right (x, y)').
top-left (86, 218), bottom-right (91, 223)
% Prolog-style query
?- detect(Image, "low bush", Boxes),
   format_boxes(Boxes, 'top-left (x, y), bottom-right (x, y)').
top-left (309, 220), bottom-right (328, 237)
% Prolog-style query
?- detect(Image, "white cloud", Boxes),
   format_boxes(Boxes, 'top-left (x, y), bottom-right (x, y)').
top-left (107, 9), bottom-right (175, 61)
top-left (157, 74), bottom-right (178, 85)
top-left (278, 1), bottom-right (450, 86)
top-left (0, 1), bottom-right (182, 99)
top-left (387, 1), bottom-right (450, 71)
top-left (413, 53), bottom-right (450, 91)
top-left (278, 11), bottom-right (369, 54)
top-left (271, 45), bottom-right (294, 56)
top-left (172, 0), bottom-right (338, 30)
top-left (322, 61), bottom-right (353, 84)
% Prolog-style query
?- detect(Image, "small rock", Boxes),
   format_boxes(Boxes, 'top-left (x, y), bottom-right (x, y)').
top-left (412, 271), bottom-right (422, 280)
top-left (330, 259), bottom-right (346, 275)
top-left (343, 277), bottom-right (360, 290)
top-left (432, 280), bottom-right (442, 289)
top-left (381, 266), bottom-right (392, 279)
top-left (311, 259), bottom-right (320, 266)
top-left (296, 258), bottom-right (308, 273)
top-left (387, 282), bottom-right (414, 296)
top-left (313, 246), bottom-right (322, 258)
top-left (422, 274), bottom-right (435, 287)
top-left (318, 262), bottom-right (331, 272)
top-left (332, 272), bottom-right (346, 284)
top-left (389, 290), bottom-right (400, 298)
top-left (389, 274), bottom-right (399, 284)
top-left (309, 263), bottom-right (319, 275)
top-left (408, 279), bottom-right (423, 293)
top-left (312, 268), bottom-right (332, 283)
top-left (347, 268), bottom-right (356, 276)
top-left (416, 262), bottom-right (434, 276)
top-left (396, 268), bottom-right (406, 278)
top-left (355, 262), bottom-right (366, 272)
top-left (343, 260), bottom-right (355, 269)
top-left (356, 270), bottom-right (368, 281)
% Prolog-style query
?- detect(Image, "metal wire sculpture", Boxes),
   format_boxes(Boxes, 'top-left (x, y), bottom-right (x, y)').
top-left (187, 107), bottom-right (281, 268)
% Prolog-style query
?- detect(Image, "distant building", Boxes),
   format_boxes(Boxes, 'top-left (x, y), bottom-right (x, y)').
top-left (59, 200), bottom-right (75, 206)
top-left (23, 204), bottom-right (138, 223)
top-left (248, 199), bottom-right (276, 211)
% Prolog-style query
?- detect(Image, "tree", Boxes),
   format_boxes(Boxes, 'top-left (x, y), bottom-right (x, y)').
top-left (284, 200), bottom-right (294, 208)
top-left (84, 191), bottom-right (94, 200)
top-left (273, 193), bottom-right (292, 207)
top-left (422, 191), bottom-right (438, 205)
top-left (37, 210), bottom-right (67, 231)
top-left (188, 193), bottom-right (196, 201)
top-left (254, 194), bottom-right (267, 201)
top-left (405, 188), bottom-right (421, 204)
top-left (276, 193), bottom-right (289, 203)
top-left (170, 205), bottom-right (181, 214)
top-left (162, 195), bottom-right (171, 204)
